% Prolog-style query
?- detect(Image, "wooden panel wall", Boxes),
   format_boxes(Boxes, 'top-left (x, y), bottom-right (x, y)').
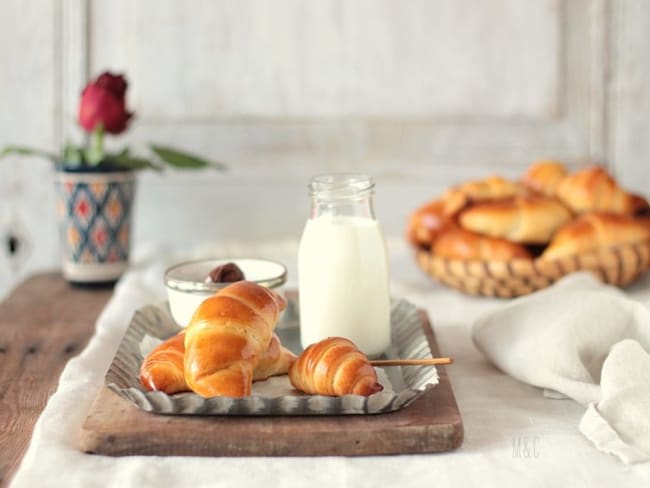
top-left (609, 0), bottom-right (650, 194)
top-left (0, 0), bottom-right (648, 298)
top-left (0, 0), bottom-right (61, 299)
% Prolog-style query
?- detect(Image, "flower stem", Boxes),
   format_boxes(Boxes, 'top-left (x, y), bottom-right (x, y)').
top-left (86, 124), bottom-right (105, 166)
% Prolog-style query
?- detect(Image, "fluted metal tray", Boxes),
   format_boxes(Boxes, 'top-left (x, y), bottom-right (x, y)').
top-left (105, 294), bottom-right (439, 415)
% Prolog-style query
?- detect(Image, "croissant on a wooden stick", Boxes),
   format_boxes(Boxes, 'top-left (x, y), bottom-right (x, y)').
top-left (289, 337), bottom-right (383, 397)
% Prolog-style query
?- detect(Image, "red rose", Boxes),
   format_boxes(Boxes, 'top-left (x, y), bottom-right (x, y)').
top-left (78, 72), bottom-right (133, 135)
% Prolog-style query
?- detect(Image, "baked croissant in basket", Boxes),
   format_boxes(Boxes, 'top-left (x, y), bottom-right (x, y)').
top-left (407, 159), bottom-right (650, 296)
top-left (183, 281), bottom-right (287, 398)
top-left (458, 195), bottom-right (572, 244)
top-left (556, 166), bottom-right (649, 215)
top-left (432, 225), bottom-right (532, 261)
top-left (446, 175), bottom-right (525, 207)
top-left (140, 332), bottom-right (295, 395)
top-left (541, 212), bottom-right (650, 260)
top-left (406, 198), bottom-right (455, 247)
top-left (406, 176), bottom-right (528, 248)
top-left (521, 160), bottom-right (568, 197)
top-left (289, 337), bottom-right (383, 396)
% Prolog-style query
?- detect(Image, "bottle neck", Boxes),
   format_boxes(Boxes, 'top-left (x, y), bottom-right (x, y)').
top-left (310, 192), bottom-right (375, 219)
top-left (308, 173), bottom-right (376, 220)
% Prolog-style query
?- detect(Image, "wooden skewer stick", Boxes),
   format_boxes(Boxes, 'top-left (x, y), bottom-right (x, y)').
top-left (369, 357), bottom-right (454, 367)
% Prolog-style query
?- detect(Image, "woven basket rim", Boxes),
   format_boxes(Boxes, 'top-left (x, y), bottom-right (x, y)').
top-left (416, 238), bottom-right (650, 266)
top-left (414, 239), bottom-right (650, 297)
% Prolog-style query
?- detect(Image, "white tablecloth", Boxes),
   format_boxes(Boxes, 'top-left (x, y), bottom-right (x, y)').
top-left (11, 240), bottom-right (650, 487)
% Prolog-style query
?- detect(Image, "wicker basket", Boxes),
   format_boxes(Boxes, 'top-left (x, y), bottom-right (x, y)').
top-left (415, 240), bottom-right (650, 298)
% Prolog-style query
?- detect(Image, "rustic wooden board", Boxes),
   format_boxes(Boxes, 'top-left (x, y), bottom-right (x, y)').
top-left (79, 310), bottom-right (463, 457)
top-left (0, 273), bottom-right (113, 485)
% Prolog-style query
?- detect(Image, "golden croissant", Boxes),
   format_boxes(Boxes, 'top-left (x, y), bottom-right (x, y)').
top-left (521, 159), bottom-right (568, 197)
top-left (406, 198), bottom-right (455, 247)
top-left (541, 212), bottom-right (650, 260)
top-left (443, 175), bottom-right (525, 213)
top-left (432, 224), bottom-right (532, 261)
top-left (140, 331), bottom-right (187, 394)
top-left (556, 166), bottom-right (648, 215)
top-left (289, 337), bottom-right (383, 396)
top-left (140, 331), bottom-right (295, 395)
top-left (253, 333), bottom-right (296, 381)
top-left (458, 195), bottom-right (572, 244)
top-left (183, 281), bottom-right (287, 398)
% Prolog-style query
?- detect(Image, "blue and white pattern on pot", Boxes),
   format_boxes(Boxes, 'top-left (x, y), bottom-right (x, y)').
top-left (56, 178), bottom-right (135, 264)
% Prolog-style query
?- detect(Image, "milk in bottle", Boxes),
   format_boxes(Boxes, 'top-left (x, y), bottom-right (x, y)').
top-left (298, 174), bottom-right (391, 357)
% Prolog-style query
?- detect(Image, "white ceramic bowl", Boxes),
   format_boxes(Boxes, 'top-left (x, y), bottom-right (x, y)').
top-left (164, 257), bottom-right (287, 326)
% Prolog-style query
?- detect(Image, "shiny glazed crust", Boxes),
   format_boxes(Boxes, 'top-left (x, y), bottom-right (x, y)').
top-left (406, 176), bottom-right (526, 248)
top-left (541, 212), bottom-right (650, 260)
top-left (432, 225), bottom-right (532, 261)
top-left (289, 337), bottom-right (383, 396)
top-left (140, 331), bottom-right (188, 394)
top-left (183, 281), bottom-right (286, 398)
top-left (449, 175), bottom-right (525, 203)
top-left (458, 195), bottom-right (572, 244)
top-left (408, 162), bottom-right (650, 296)
top-left (406, 198), bottom-right (456, 247)
top-left (556, 166), bottom-right (645, 215)
top-left (140, 331), bottom-right (295, 395)
top-left (253, 334), bottom-right (297, 381)
top-left (521, 160), bottom-right (568, 196)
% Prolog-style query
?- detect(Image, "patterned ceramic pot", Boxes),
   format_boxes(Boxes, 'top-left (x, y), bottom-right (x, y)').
top-left (55, 170), bottom-right (136, 283)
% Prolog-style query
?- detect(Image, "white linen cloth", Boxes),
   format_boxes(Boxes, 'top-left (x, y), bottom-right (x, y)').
top-left (10, 240), bottom-right (650, 487)
top-left (472, 272), bottom-right (650, 464)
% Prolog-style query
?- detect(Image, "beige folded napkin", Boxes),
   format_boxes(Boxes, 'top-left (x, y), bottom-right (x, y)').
top-left (472, 272), bottom-right (650, 464)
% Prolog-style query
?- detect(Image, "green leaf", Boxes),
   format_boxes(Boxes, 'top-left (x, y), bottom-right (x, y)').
top-left (115, 147), bottom-right (130, 159)
top-left (112, 155), bottom-right (162, 172)
top-left (62, 142), bottom-right (84, 167)
top-left (149, 144), bottom-right (226, 170)
top-left (0, 145), bottom-right (58, 162)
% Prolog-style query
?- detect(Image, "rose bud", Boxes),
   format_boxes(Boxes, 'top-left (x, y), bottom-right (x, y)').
top-left (78, 72), bottom-right (133, 135)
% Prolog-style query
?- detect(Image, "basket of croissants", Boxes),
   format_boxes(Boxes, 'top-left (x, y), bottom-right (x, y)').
top-left (407, 160), bottom-right (650, 298)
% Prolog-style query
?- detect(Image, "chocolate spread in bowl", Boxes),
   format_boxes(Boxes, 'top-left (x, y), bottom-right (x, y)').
top-left (205, 262), bottom-right (245, 283)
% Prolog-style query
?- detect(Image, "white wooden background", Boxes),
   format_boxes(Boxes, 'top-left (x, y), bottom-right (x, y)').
top-left (0, 0), bottom-right (649, 298)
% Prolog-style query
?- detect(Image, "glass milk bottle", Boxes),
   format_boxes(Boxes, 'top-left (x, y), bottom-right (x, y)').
top-left (298, 174), bottom-right (391, 357)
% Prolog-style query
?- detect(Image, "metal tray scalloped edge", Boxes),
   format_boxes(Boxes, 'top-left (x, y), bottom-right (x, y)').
top-left (105, 297), bottom-right (439, 416)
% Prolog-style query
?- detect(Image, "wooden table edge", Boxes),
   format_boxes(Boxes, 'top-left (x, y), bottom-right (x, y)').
top-left (0, 273), bottom-right (113, 485)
